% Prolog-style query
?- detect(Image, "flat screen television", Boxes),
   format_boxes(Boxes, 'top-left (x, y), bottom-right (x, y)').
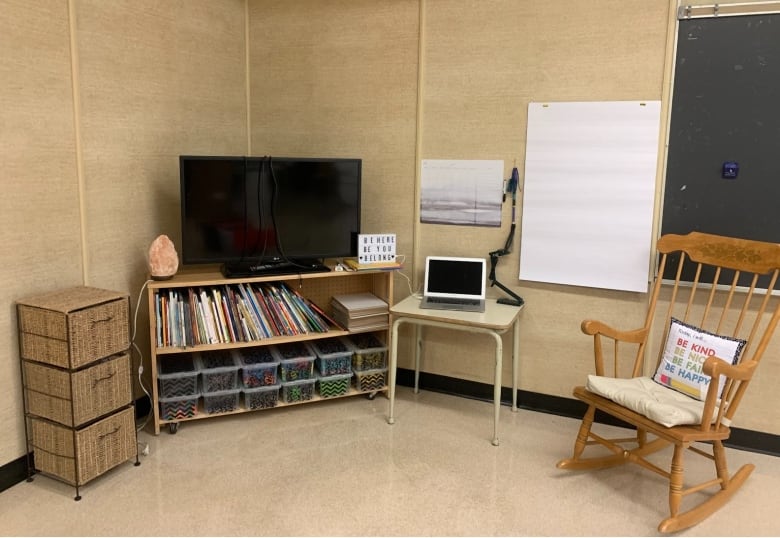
top-left (180, 155), bottom-right (361, 277)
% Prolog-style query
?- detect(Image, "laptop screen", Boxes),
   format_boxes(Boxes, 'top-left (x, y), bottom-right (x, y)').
top-left (424, 256), bottom-right (486, 300)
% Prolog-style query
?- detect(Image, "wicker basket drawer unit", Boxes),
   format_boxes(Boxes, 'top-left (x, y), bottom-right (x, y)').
top-left (30, 406), bottom-right (136, 486)
top-left (23, 352), bottom-right (132, 427)
top-left (18, 286), bottom-right (130, 369)
top-left (17, 285), bottom-right (138, 498)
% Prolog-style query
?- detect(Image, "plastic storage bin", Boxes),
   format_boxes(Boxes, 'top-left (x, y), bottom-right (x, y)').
top-left (317, 373), bottom-right (352, 398)
top-left (202, 388), bottom-right (240, 414)
top-left (309, 338), bottom-right (352, 376)
top-left (159, 394), bottom-right (199, 421)
top-left (281, 378), bottom-right (316, 403)
top-left (196, 350), bottom-right (239, 392)
top-left (157, 355), bottom-right (199, 398)
top-left (354, 368), bottom-right (387, 392)
top-left (235, 349), bottom-right (279, 388)
top-left (243, 384), bottom-right (280, 410)
top-left (345, 333), bottom-right (388, 371)
top-left (274, 342), bottom-right (316, 382)
top-left (235, 346), bottom-right (276, 363)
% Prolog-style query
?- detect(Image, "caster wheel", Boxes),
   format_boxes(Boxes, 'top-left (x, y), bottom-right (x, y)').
top-left (168, 423), bottom-right (179, 434)
top-left (367, 391), bottom-right (377, 400)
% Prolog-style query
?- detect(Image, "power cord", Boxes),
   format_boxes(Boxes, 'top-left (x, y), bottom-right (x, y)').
top-left (391, 254), bottom-right (420, 298)
top-left (131, 279), bottom-right (154, 456)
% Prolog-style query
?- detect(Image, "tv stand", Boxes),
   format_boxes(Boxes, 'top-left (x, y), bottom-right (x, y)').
top-left (146, 264), bottom-right (395, 435)
top-left (221, 259), bottom-right (330, 278)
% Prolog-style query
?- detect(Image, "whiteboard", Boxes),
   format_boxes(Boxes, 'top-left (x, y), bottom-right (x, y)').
top-left (519, 101), bottom-right (661, 293)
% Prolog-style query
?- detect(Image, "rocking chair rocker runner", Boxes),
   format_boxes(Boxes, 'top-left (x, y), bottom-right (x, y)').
top-left (557, 232), bottom-right (780, 533)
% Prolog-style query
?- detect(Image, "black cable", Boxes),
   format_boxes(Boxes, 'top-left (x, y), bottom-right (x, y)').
top-left (267, 157), bottom-right (312, 271)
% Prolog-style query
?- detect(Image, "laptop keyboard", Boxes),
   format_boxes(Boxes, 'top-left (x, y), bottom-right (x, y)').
top-left (427, 297), bottom-right (480, 306)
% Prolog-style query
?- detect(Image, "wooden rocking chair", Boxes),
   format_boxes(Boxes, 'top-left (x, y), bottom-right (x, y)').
top-left (557, 231), bottom-right (780, 533)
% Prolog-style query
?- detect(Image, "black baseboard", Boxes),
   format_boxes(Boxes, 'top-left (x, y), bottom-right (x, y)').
top-left (0, 454), bottom-right (31, 494)
top-left (395, 368), bottom-right (780, 457)
top-left (2, 374), bottom-right (777, 494)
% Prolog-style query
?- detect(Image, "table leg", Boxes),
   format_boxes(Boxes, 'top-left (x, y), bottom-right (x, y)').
top-left (512, 317), bottom-right (519, 412)
top-left (414, 324), bottom-right (422, 393)
top-left (491, 332), bottom-right (503, 446)
top-left (387, 318), bottom-right (403, 425)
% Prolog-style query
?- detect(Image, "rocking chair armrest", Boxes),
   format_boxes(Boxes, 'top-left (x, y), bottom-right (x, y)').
top-left (702, 356), bottom-right (756, 382)
top-left (700, 357), bottom-right (757, 430)
top-left (581, 319), bottom-right (647, 344)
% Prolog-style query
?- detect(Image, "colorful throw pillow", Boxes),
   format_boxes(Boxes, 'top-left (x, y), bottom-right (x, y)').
top-left (653, 318), bottom-right (746, 401)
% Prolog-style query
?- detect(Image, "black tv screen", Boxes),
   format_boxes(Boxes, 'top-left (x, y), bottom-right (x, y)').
top-left (180, 156), bottom-right (361, 276)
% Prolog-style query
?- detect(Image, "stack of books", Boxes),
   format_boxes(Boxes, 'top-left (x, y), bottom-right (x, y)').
top-left (330, 292), bottom-right (389, 332)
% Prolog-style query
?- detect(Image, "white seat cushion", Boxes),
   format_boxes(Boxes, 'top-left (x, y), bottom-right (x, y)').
top-left (585, 375), bottom-right (726, 428)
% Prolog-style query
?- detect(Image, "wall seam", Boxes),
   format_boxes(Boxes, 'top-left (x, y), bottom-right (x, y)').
top-left (244, 0), bottom-right (252, 155)
top-left (67, 0), bottom-right (88, 286)
top-left (412, 0), bottom-right (426, 290)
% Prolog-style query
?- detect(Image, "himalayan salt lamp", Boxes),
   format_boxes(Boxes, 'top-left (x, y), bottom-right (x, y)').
top-left (148, 234), bottom-right (179, 280)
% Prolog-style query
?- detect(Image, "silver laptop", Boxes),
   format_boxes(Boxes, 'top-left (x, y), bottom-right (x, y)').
top-left (420, 256), bottom-right (486, 313)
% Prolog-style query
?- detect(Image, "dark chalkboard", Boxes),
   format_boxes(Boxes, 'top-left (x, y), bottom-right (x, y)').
top-left (662, 13), bottom-right (780, 283)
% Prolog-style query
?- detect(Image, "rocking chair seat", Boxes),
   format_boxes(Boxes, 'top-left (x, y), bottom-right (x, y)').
top-left (573, 384), bottom-right (732, 444)
top-left (585, 375), bottom-right (729, 428)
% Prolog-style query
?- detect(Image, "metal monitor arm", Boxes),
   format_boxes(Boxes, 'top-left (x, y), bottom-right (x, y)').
top-left (489, 242), bottom-right (524, 307)
top-left (489, 166), bottom-right (524, 307)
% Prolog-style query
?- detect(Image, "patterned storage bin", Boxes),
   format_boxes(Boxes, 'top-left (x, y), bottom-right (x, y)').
top-left (309, 338), bottom-right (352, 376)
top-left (354, 368), bottom-right (387, 392)
top-left (235, 346), bottom-right (276, 363)
top-left (281, 378), bottom-right (316, 403)
top-left (196, 350), bottom-right (239, 392)
top-left (243, 384), bottom-right (280, 410)
top-left (235, 348), bottom-right (279, 388)
top-left (159, 394), bottom-right (199, 421)
top-left (202, 389), bottom-right (240, 414)
top-left (345, 333), bottom-right (387, 371)
top-left (317, 373), bottom-right (352, 398)
top-left (273, 342), bottom-right (316, 382)
top-left (158, 354), bottom-right (199, 398)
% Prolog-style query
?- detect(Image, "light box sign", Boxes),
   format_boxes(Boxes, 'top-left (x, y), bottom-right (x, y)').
top-left (358, 234), bottom-right (396, 264)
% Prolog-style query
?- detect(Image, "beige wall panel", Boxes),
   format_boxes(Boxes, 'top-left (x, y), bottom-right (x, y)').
top-left (247, 0), bottom-right (419, 296)
top-left (0, 1), bottom-right (83, 464)
top-left (73, 0), bottom-right (248, 295)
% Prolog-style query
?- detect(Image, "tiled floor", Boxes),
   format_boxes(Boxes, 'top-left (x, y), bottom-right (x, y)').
top-left (2, 386), bottom-right (779, 536)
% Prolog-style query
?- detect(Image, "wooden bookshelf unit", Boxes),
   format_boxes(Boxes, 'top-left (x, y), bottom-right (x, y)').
top-left (147, 263), bottom-right (393, 434)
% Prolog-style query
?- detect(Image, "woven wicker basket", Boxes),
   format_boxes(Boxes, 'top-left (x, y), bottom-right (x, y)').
top-left (18, 286), bottom-right (130, 369)
top-left (31, 407), bottom-right (136, 486)
top-left (24, 352), bottom-right (132, 427)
